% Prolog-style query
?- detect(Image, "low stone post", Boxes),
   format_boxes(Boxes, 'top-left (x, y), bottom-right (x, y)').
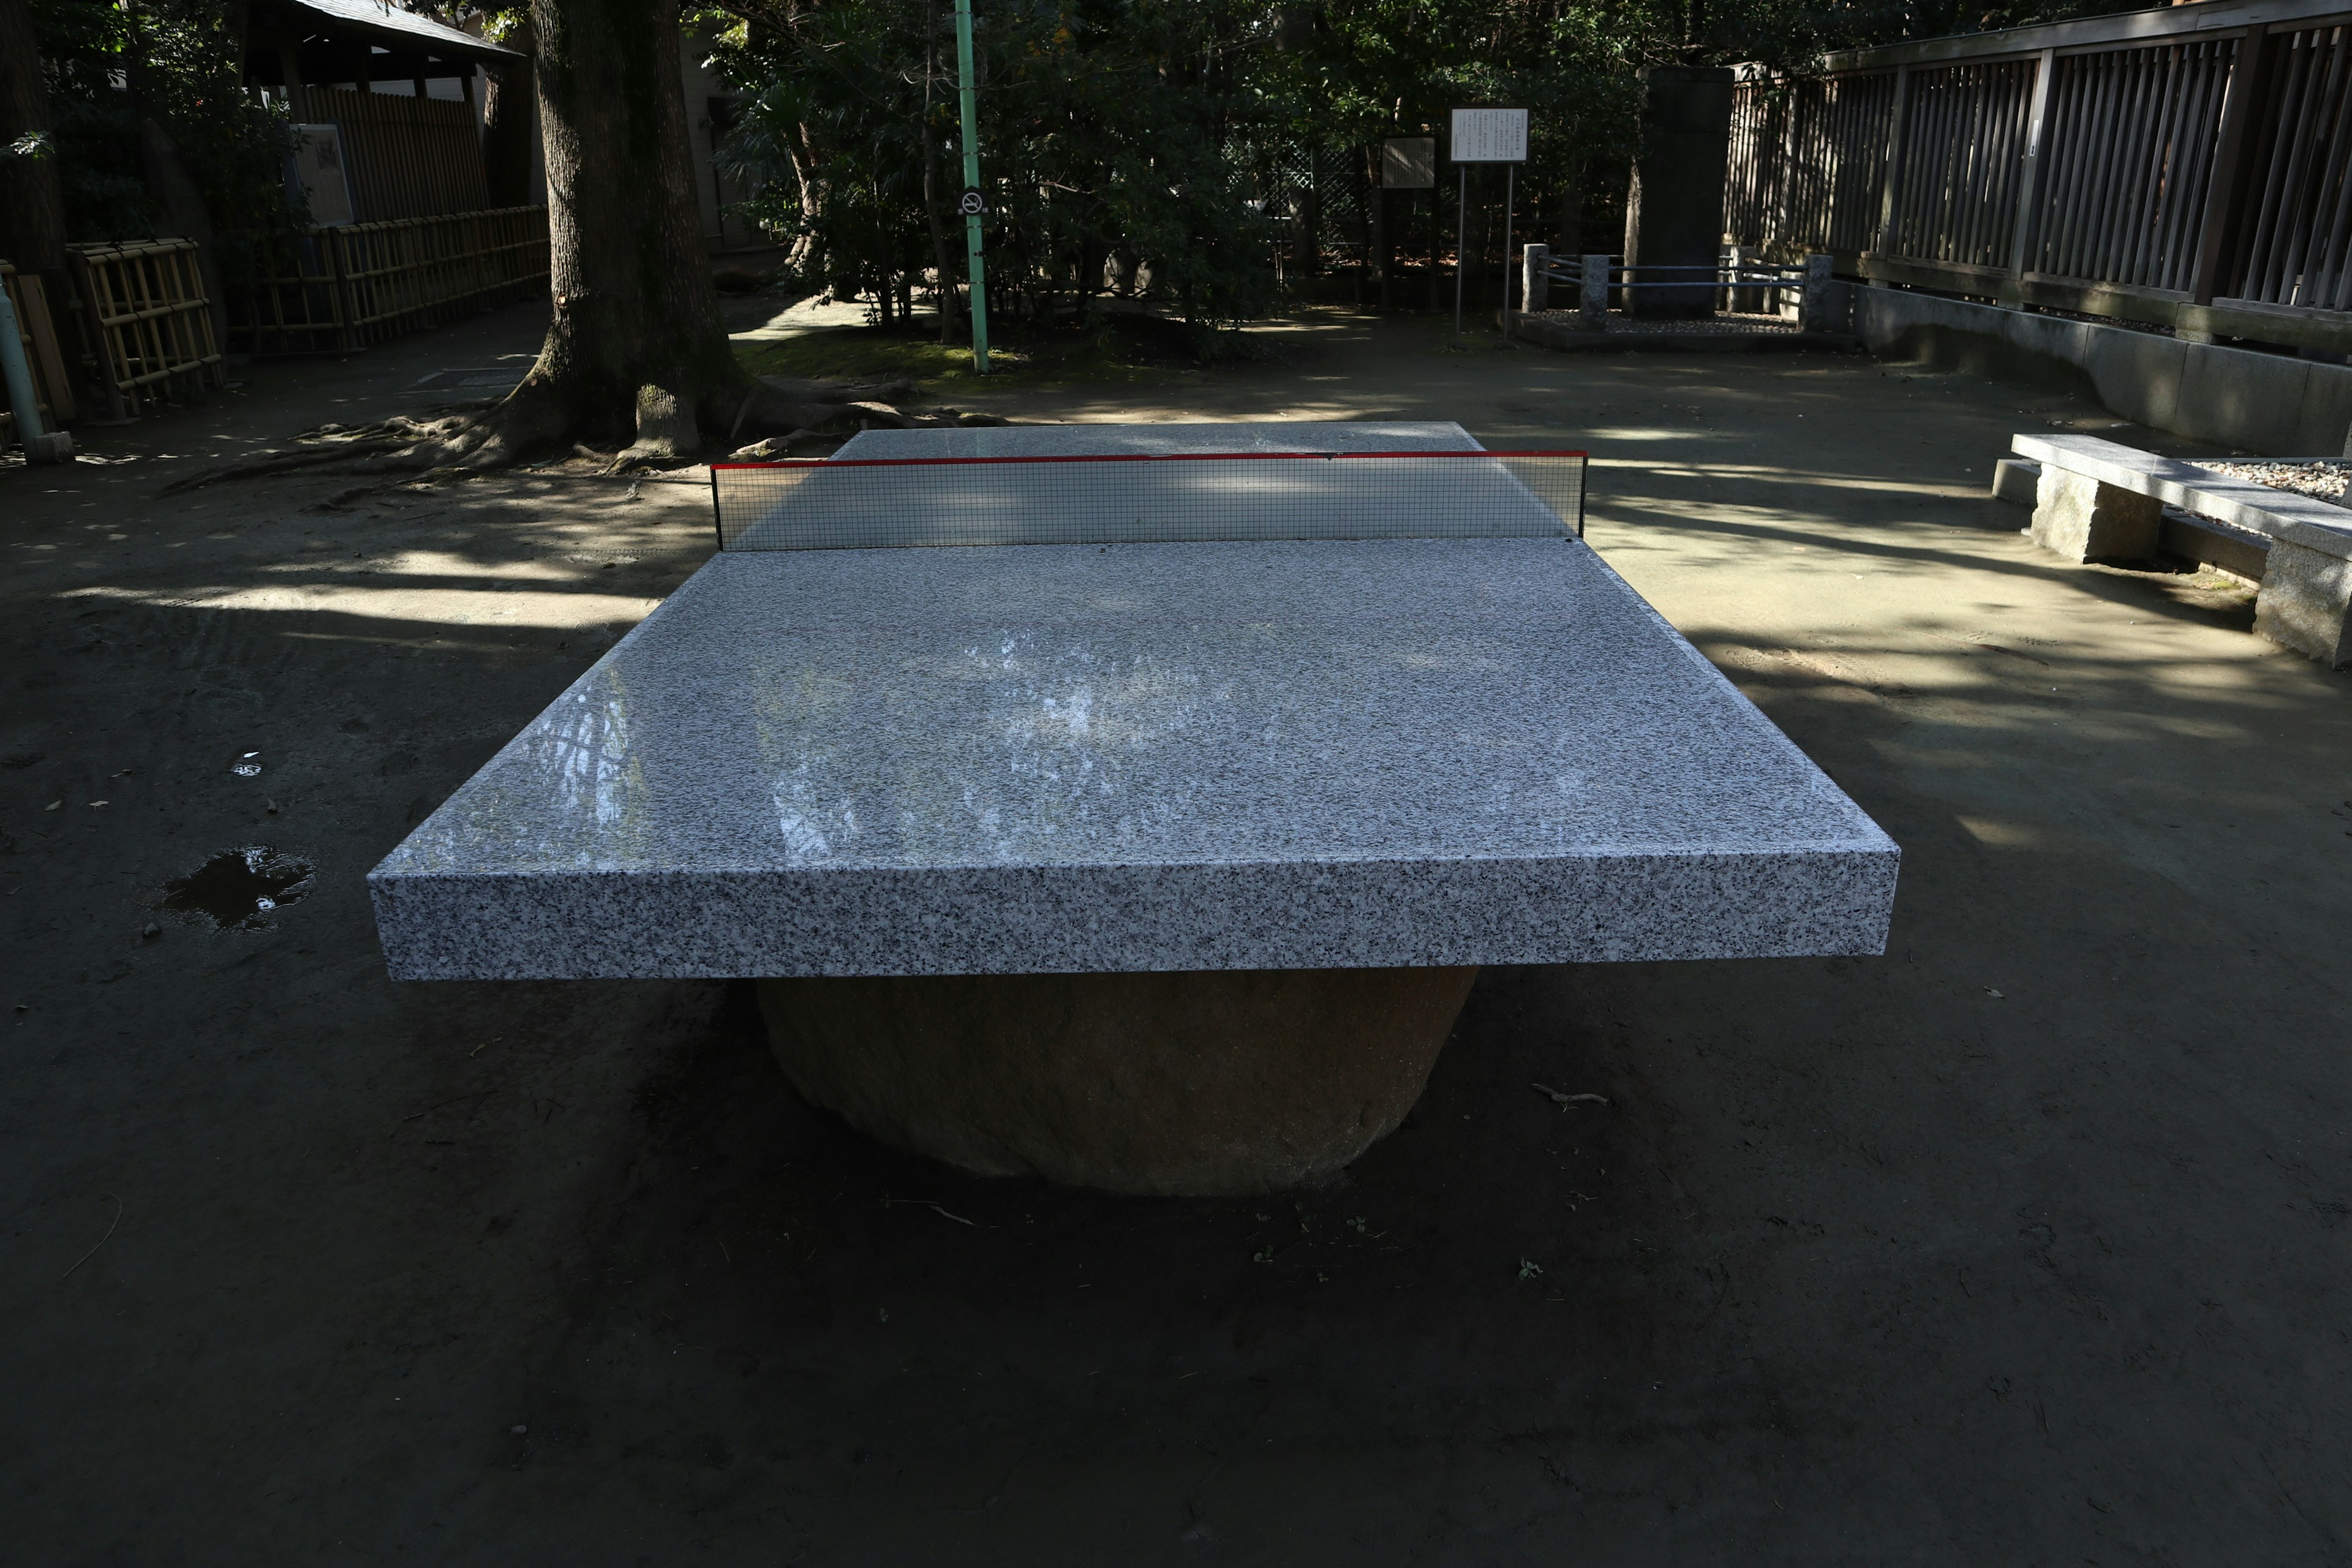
top-left (1799, 252), bottom-right (1833, 332)
top-left (1725, 244), bottom-right (1755, 312)
top-left (1523, 244), bottom-right (1550, 314)
top-left (1580, 254), bottom-right (1609, 331)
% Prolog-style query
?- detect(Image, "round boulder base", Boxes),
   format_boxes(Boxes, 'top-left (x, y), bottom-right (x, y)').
top-left (756, 966), bottom-right (1479, 1196)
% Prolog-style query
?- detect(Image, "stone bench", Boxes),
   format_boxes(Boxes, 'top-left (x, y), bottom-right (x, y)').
top-left (2010, 433), bottom-right (2352, 668)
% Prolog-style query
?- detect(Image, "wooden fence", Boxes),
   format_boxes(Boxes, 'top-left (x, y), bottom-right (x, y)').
top-left (234, 206), bottom-right (550, 355)
top-left (282, 83), bottom-right (491, 223)
top-left (1, 261), bottom-right (78, 434)
top-left (1725, 0), bottom-right (2352, 355)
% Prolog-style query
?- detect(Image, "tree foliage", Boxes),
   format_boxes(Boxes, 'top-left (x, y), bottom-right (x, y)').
top-left (702, 0), bottom-right (2125, 336)
top-left (709, 0), bottom-right (1291, 338)
top-left (29, 0), bottom-right (300, 246)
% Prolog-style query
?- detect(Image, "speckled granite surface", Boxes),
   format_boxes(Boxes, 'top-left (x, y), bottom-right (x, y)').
top-left (371, 496), bottom-right (1900, 980)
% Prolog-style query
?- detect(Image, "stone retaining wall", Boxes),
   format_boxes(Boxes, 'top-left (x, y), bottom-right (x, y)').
top-left (1834, 284), bottom-right (2352, 458)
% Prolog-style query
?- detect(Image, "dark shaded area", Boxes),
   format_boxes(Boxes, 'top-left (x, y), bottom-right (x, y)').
top-left (159, 845), bottom-right (314, 930)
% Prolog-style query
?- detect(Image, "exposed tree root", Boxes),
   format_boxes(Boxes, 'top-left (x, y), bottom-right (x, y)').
top-left (159, 437), bottom-right (417, 495)
top-left (155, 368), bottom-right (997, 498)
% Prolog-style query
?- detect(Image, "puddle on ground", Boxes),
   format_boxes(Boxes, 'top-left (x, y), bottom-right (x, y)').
top-left (162, 847), bottom-right (315, 929)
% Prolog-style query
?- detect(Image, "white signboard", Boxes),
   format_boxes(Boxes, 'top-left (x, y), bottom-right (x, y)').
top-left (1449, 108), bottom-right (1528, 164)
top-left (289, 124), bottom-right (355, 226)
top-left (1381, 138), bottom-right (1436, 189)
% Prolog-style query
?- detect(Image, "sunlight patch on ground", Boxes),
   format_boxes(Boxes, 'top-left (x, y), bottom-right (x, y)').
top-left (264, 550), bottom-right (590, 583)
top-left (1581, 426), bottom-right (1729, 443)
top-left (62, 581), bottom-right (660, 630)
top-left (1588, 458), bottom-right (1978, 497)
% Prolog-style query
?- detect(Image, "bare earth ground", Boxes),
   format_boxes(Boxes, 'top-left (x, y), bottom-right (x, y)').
top-left (4, 298), bottom-right (2350, 1565)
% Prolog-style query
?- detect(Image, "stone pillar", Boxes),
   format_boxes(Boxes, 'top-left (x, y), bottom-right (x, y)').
top-left (1622, 65), bottom-right (1735, 320)
top-left (2030, 467), bottom-right (2162, 562)
top-left (1580, 253), bottom-right (1609, 330)
top-left (1799, 253), bottom-right (1833, 331)
top-left (1523, 243), bottom-right (1550, 313)
top-left (1724, 243), bottom-right (1756, 312)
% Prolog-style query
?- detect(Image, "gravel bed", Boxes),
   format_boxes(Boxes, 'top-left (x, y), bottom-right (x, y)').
top-left (2195, 458), bottom-right (2352, 508)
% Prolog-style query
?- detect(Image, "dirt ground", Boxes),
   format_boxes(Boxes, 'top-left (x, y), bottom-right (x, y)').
top-left (5, 298), bottom-right (2350, 1564)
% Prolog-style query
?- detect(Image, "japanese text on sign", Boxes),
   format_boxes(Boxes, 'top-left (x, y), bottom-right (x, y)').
top-left (1449, 108), bottom-right (1528, 164)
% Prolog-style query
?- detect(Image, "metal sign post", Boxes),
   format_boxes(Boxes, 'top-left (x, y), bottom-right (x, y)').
top-left (1448, 108), bottom-right (1529, 340)
top-left (954, 0), bottom-right (989, 373)
top-left (1454, 162), bottom-right (1468, 337)
top-left (1502, 162), bottom-right (1515, 340)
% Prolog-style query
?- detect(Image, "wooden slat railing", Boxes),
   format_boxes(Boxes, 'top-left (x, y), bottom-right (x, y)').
top-left (1727, 0), bottom-right (2352, 356)
top-left (1, 260), bottom-right (78, 432)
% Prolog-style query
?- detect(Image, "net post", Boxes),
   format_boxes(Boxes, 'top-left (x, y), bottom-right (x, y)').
top-left (710, 465), bottom-right (723, 551)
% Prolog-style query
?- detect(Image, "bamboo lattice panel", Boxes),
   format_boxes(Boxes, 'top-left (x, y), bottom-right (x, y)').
top-left (66, 241), bottom-right (225, 420)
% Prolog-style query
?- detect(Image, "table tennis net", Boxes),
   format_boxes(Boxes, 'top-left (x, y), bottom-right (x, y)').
top-left (708, 451), bottom-right (1588, 551)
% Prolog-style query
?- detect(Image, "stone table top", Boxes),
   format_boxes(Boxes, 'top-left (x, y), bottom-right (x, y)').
top-left (370, 424), bottom-right (1898, 979)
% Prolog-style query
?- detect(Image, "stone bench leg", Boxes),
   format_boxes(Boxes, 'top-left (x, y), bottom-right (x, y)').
top-left (758, 966), bottom-right (1480, 1196)
top-left (2254, 538), bottom-right (2352, 668)
top-left (2031, 467), bottom-right (2162, 562)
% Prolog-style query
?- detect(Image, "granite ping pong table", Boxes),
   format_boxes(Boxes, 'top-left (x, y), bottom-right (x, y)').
top-left (370, 421), bottom-right (1899, 1195)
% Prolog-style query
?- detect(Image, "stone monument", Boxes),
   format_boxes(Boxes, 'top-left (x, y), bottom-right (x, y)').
top-left (1623, 65), bottom-right (1736, 320)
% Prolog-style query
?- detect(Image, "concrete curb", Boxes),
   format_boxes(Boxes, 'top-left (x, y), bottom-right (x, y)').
top-left (1507, 311), bottom-right (1860, 355)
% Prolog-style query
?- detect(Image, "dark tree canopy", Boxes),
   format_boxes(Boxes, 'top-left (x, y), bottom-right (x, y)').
top-left (700, 0), bottom-right (2123, 347)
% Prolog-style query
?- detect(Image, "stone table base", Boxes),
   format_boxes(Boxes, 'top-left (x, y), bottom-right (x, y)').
top-left (756, 967), bottom-right (1480, 1196)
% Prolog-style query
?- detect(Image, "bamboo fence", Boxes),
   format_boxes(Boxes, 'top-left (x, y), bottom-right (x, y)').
top-left (282, 84), bottom-right (492, 223)
top-left (235, 206), bottom-right (550, 355)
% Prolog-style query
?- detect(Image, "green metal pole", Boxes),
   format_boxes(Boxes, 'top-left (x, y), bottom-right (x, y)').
top-left (954, 0), bottom-right (989, 373)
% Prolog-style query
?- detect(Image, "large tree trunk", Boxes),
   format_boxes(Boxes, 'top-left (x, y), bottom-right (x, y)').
top-left (783, 120), bottom-right (821, 275)
top-left (919, 0), bottom-right (960, 343)
top-left (373, 0), bottom-right (897, 472)
top-left (116, 7), bottom-right (228, 344)
top-left (0, 0), bottom-right (68, 273)
top-left (138, 120), bottom-right (228, 345)
top-left (511, 0), bottom-right (742, 462)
